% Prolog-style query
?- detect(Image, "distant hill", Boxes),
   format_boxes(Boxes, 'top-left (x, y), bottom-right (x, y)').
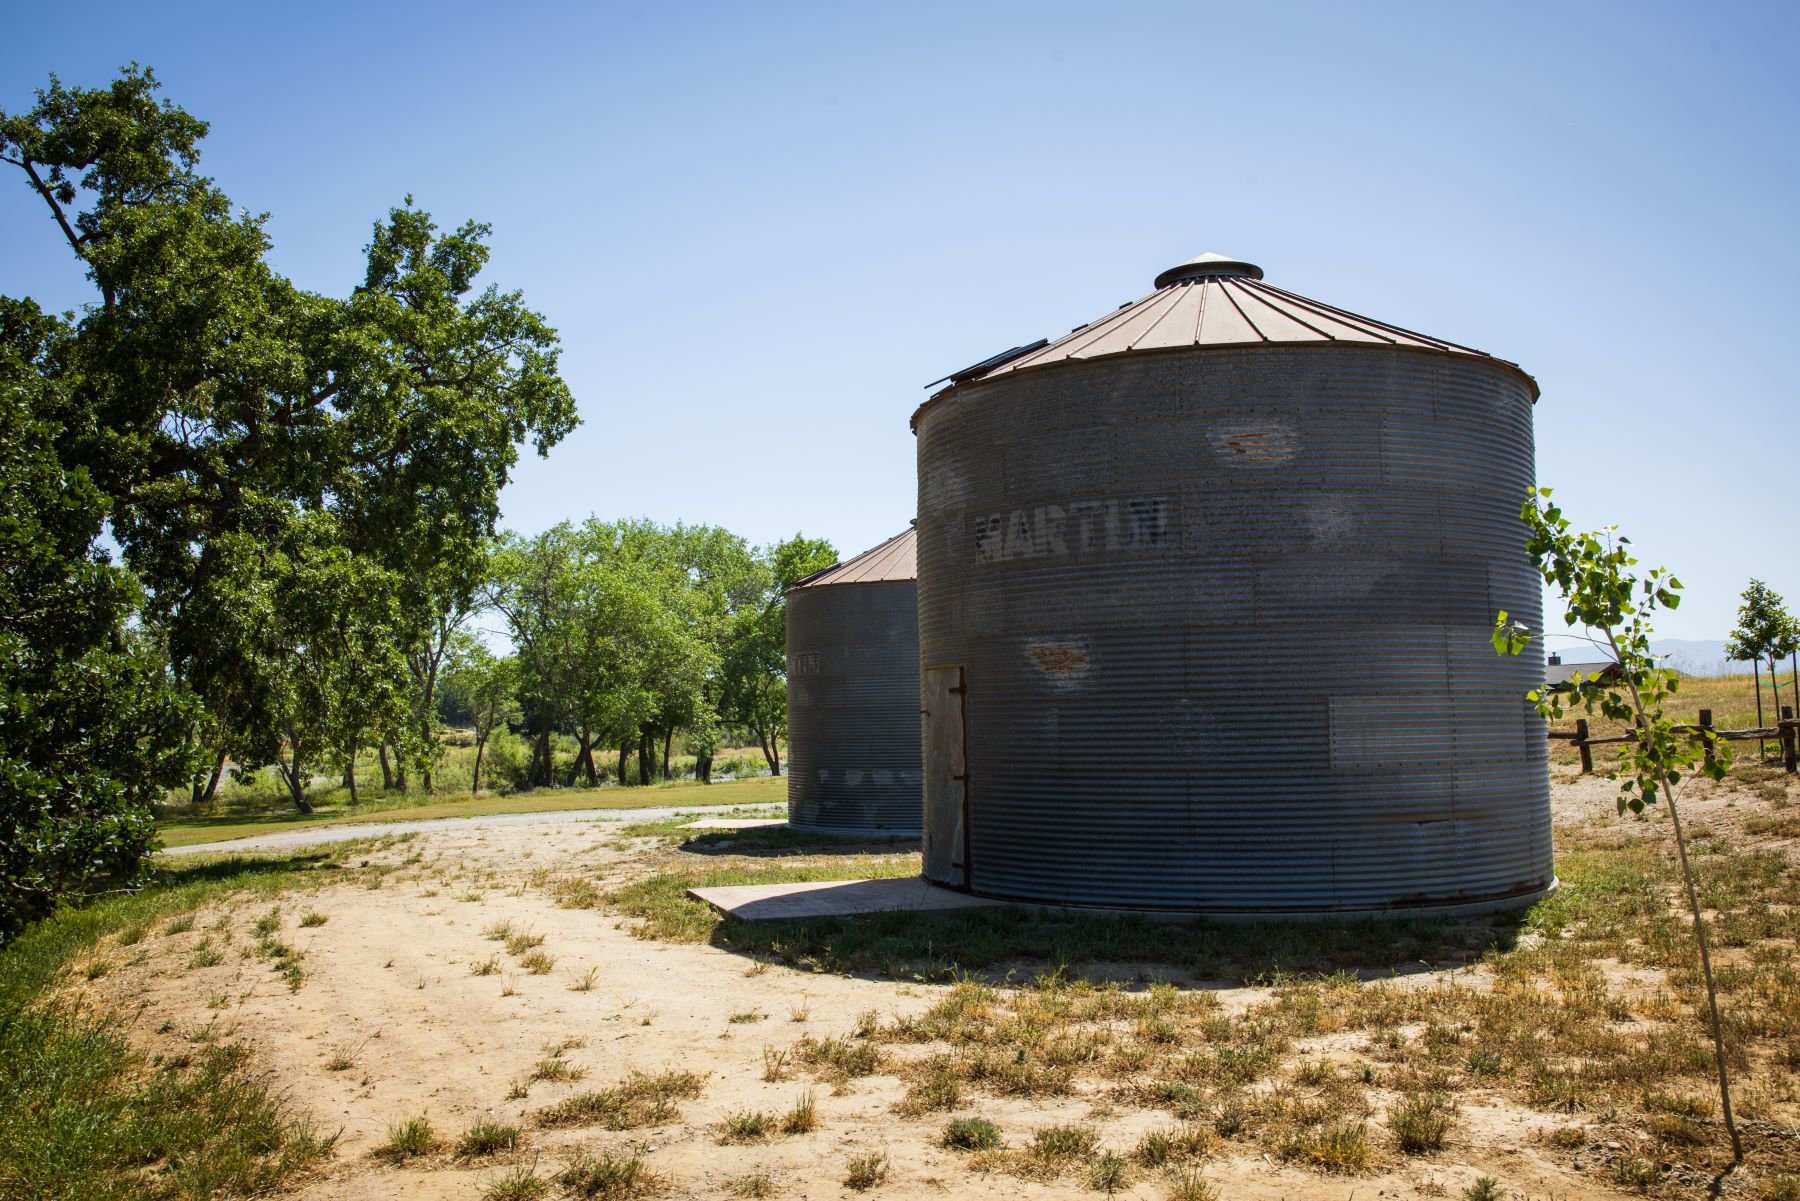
top-left (1651, 639), bottom-right (1754, 677)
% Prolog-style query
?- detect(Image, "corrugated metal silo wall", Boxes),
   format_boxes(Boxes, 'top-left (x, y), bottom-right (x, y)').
top-left (915, 344), bottom-right (1551, 912)
top-left (786, 579), bottom-right (924, 834)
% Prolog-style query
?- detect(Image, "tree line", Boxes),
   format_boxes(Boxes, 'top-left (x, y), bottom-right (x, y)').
top-left (454, 521), bottom-right (831, 794)
top-left (0, 67), bottom-right (826, 937)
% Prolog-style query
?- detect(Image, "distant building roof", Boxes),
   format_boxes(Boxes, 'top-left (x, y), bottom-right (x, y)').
top-left (1546, 658), bottom-right (1623, 688)
top-left (789, 527), bottom-right (916, 590)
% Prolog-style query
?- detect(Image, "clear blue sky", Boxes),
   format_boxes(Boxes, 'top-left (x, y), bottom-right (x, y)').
top-left (5, 1), bottom-right (1796, 646)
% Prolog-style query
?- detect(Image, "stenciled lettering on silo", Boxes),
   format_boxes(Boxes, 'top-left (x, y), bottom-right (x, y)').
top-left (973, 495), bottom-right (1171, 564)
top-left (788, 650), bottom-right (822, 676)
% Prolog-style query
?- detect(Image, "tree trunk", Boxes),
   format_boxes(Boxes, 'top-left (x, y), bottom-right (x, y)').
top-left (581, 732), bottom-right (597, 785)
top-left (379, 744), bottom-right (395, 790)
top-left (638, 728), bottom-right (652, 786)
top-left (279, 737), bottom-right (314, 815)
top-left (1755, 660), bottom-right (1766, 758)
top-left (192, 749), bottom-right (227, 807)
top-left (533, 721), bottom-right (554, 789)
top-left (756, 724), bottom-right (781, 776)
top-left (698, 752), bottom-right (712, 785)
top-left (345, 740), bottom-right (359, 805)
top-left (1664, 768), bottom-right (1744, 1160)
top-left (663, 727), bottom-right (673, 780)
top-left (618, 740), bottom-right (631, 786)
top-left (472, 735), bottom-right (487, 795)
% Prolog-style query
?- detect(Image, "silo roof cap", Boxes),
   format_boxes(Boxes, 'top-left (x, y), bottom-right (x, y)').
top-left (1153, 251), bottom-right (1265, 286)
top-left (788, 527), bottom-right (916, 591)
top-left (916, 250), bottom-right (1538, 422)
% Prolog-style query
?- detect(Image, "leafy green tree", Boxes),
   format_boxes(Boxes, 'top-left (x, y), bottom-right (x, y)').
top-left (0, 298), bottom-right (196, 938)
top-left (1724, 579), bottom-right (1800, 748)
top-left (2, 67), bottom-right (576, 818)
top-left (439, 637), bottom-right (521, 796)
top-left (717, 534), bottom-right (836, 775)
top-left (1492, 487), bottom-right (1740, 1160)
top-left (490, 525), bottom-right (584, 789)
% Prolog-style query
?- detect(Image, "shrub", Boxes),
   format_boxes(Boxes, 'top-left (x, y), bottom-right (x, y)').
top-left (943, 1117), bottom-right (1001, 1151)
top-left (844, 1151), bottom-right (888, 1191)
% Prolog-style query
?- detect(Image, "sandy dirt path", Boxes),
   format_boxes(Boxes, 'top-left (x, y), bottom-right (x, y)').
top-left (73, 767), bottom-right (1799, 1201)
top-left (159, 802), bottom-right (777, 857)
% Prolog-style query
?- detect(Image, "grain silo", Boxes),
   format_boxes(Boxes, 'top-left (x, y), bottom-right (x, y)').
top-left (785, 528), bottom-right (922, 836)
top-left (914, 252), bottom-right (1552, 914)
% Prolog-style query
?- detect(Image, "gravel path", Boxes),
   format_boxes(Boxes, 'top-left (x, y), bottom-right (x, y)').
top-left (159, 802), bottom-right (779, 857)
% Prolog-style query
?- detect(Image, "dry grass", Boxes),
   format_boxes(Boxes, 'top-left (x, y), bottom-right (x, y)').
top-left (532, 1068), bottom-right (705, 1130)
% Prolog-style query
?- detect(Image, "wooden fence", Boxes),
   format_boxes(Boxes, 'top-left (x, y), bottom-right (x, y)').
top-left (1549, 705), bottom-right (1800, 775)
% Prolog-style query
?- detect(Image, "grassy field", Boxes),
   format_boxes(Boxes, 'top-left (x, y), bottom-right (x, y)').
top-left (156, 775), bottom-right (786, 848)
top-left (1548, 673), bottom-right (1796, 770)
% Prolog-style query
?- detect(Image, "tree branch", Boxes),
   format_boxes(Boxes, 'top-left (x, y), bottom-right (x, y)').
top-left (16, 158), bottom-right (111, 306)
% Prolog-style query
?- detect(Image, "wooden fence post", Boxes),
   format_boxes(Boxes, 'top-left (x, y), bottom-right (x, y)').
top-left (1699, 709), bottom-right (1716, 775)
top-left (1783, 706), bottom-right (1797, 775)
top-left (1574, 717), bottom-right (1592, 775)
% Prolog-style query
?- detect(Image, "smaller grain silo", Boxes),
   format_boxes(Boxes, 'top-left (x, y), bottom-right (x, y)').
top-left (785, 528), bottom-right (922, 836)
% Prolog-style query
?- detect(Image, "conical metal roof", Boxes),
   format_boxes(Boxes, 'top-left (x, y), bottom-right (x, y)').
top-left (789, 527), bottom-right (916, 590)
top-left (917, 252), bottom-right (1537, 419)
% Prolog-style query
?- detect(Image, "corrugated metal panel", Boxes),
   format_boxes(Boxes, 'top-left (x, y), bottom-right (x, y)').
top-left (785, 534), bottom-right (922, 835)
top-left (790, 528), bottom-right (918, 589)
top-left (914, 299), bottom-right (1552, 912)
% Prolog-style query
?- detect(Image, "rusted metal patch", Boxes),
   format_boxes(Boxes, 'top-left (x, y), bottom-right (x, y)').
top-left (1024, 637), bottom-right (1093, 689)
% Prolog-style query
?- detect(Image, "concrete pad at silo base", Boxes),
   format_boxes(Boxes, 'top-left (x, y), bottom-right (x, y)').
top-left (689, 876), bottom-right (1006, 922)
top-left (679, 817), bottom-right (789, 830)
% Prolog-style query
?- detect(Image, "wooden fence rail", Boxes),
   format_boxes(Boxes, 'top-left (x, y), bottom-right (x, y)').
top-left (1548, 706), bottom-right (1800, 775)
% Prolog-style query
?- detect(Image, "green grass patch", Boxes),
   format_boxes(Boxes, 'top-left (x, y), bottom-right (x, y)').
top-left (157, 775), bottom-right (784, 848)
top-left (645, 872), bottom-right (1514, 982)
top-left (0, 846), bottom-right (390, 1199)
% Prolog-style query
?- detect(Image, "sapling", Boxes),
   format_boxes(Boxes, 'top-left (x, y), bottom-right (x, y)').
top-left (1492, 486), bottom-right (1740, 1160)
top-left (1724, 579), bottom-right (1800, 758)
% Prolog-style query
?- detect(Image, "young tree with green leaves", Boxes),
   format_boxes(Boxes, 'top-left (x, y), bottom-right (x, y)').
top-left (1723, 579), bottom-right (1799, 754)
top-left (1493, 487), bottom-right (1741, 1161)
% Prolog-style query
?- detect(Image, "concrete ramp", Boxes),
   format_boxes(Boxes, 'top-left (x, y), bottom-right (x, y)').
top-left (680, 817), bottom-right (788, 830)
top-left (688, 876), bottom-right (1005, 922)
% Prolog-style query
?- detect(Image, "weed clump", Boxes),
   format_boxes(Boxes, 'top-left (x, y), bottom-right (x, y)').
top-left (457, 1120), bottom-right (521, 1157)
top-left (533, 1068), bottom-right (704, 1130)
top-left (1273, 1121), bottom-right (1373, 1173)
top-left (718, 1109), bottom-right (770, 1143)
top-left (781, 1089), bottom-right (818, 1134)
top-left (1389, 1095), bottom-right (1453, 1154)
top-left (376, 1112), bottom-right (436, 1162)
top-left (1019, 1123), bottom-right (1098, 1178)
top-left (557, 1149), bottom-right (656, 1198)
top-left (943, 1116), bottom-right (1001, 1151)
top-left (844, 1151), bottom-right (888, 1191)
top-left (482, 1165), bottom-right (549, 1200)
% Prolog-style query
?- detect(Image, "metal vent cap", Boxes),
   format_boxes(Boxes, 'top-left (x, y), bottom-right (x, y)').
top-left (1154, 251), bottom-right (1264, 288)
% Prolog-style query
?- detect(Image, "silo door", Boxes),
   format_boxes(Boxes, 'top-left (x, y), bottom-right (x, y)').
top-left (922, 665), bottom-right (968, 888)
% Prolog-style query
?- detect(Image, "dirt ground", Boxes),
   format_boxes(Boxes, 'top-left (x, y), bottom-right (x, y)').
top-left (67, 764), bottom-right (1800, 1201)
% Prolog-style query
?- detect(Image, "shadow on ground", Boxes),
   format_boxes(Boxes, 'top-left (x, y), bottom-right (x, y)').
top-left (704, 886), bottom-right (1529, 988)
top-left (676, 826), bottom-right (921, 858)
